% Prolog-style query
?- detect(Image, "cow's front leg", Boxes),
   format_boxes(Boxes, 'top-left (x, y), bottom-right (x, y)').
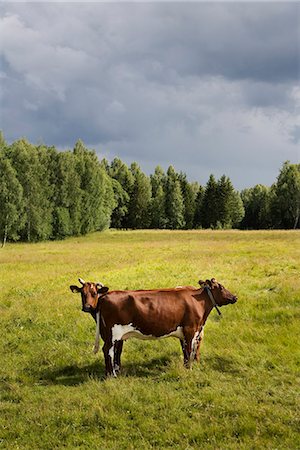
top-left (183, 327), bottom-right (203, 368)
top-left (194, 327), bottom-right (204, 362)
top-left (114, 340), bottom-right (123, 374)
top-left (102, 339), bottom-right (117, 377)
top-left (93, 311), bottom-right (101, 354)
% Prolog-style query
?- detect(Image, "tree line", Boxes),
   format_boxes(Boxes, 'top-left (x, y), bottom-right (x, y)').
top-left (0, 134), bottom-right (299, 245)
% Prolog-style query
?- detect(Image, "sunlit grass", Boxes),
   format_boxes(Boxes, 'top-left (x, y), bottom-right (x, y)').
top-left (0, 230), bottom-right (299, 449)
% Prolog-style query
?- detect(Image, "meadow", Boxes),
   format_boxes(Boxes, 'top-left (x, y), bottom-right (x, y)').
top-left (0, 230), bottom-right (299, 449)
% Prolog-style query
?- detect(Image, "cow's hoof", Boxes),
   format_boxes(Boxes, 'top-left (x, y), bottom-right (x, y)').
top-left (114, 364), bottom-right (121, 374)
top-left (106, 371), bottom-right (118, 378)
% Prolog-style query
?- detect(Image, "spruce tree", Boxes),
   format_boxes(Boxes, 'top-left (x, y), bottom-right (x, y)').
top-left (200, 175), bottom-right (219, 228)
top-left (151, 185), bottom-right (167, 229)
top-left (194, 185), bottom-right (204, 228)
top-left (165, 166), bottom-right (185, 229)
top-left (150, 166), bottom-right (166, 197)
top-left (178, 172), bottom-right (196, 229)
top-left (127, 163), bottom-right (151, 229)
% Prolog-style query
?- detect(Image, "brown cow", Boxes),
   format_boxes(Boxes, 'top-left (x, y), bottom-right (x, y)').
top-left (70, 278), bottom-right (237, 377)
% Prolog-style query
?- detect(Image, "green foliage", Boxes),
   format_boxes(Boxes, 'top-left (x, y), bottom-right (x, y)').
top-left (270, 161), bottom-right (300, 229)
top-left (178, 172), bottom-right (197, 229)
top-left (52, 151), bottom-right (82, 238)
top-left (241, 185), bottom-right (272, 229)
top-left (127, 163), bottom-right (152, 229)
top-left (150, 184), bottom-right (167, 229)
top-left (109, 179), bottom-right (129, 229)
top-left (165, 166), bottom-right (185, 229)
top-left (108, 157), bottom-right (135, 228)
top-left (150, 166), bottom-right (167, 228)
top-left (240, 162), bottom-right (300, 230)
top-left (150, 165), bottom-right (165, 197)
top-left (200, 174), bottom-right (219, 228)
top-left (0, 230), bottom-right (299, 449)
top-left (0, 155), bottom-right (25, 246)
top-left (0, 137), bottom-right (298, 243)
top-left (74, 140), bottom-right (115, 233)
top-left (0, 130), bottom-right (6, 149)
top-left (193, 184), bottom-right (204, 228)
top-left (230, 190), bottom-right (245, 228)
top-left (6, 139), bottom-right (53, 241)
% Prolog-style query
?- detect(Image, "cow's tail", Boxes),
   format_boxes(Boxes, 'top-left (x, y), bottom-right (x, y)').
top-left (93, 310), bottom-right (101, 354)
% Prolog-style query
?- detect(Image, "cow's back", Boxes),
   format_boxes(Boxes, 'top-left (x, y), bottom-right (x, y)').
top-left (100, 289), bottom-right (202, 338)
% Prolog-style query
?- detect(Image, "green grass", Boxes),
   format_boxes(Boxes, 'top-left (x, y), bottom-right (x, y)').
top-left (0, 230), bottom-right (299, 449)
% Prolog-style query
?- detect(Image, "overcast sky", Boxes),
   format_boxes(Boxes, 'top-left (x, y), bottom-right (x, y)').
top-left (0, 2), bottom-right (299, 189)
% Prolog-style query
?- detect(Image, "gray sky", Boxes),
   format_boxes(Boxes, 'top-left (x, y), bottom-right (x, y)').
top-left (1, 2), bottom-right (299, 189)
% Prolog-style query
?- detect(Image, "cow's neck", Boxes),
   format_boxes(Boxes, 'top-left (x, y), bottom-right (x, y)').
top-left (90, 310), bottom-right (97, 323)
top-left (198, 288), bottom-right (220, 324)
top-left (205, 287), bottom-right (222, 316)
top-left (202, 297), bottom-right (214, 324)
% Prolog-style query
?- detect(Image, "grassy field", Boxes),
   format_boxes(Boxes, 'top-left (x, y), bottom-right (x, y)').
top-left (0, 230), bottom-right (299, 449)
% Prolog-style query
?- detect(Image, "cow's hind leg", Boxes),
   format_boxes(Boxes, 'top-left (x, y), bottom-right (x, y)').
top-left (114, 340), bottom-right (123, 374)
top-left (180, 339), bottom-right (189, 366)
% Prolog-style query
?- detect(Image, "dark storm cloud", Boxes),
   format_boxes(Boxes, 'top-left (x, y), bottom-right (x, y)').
top-left (0, 2), bottom-right (299, 189)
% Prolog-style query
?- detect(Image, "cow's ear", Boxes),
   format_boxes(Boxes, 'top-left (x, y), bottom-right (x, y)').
top-left (210, 278), bottom-right (218, 287)
top-left (70, 285), bottom-right (81, 293)
top-left (198, 280), bottom-right (206, 287)
top-left (205, 279), bottom-right (212, 287)
top-left (98, 286), bottom-right (109, 294)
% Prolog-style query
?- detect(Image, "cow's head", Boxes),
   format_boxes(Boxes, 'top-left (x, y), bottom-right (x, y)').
top-left (70, 278), bottom-right (109, 312)
top-left (198, 278), bottom-right (238, 307)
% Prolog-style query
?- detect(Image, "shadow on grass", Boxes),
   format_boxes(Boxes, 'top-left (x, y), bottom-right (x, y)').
top-left (36, 354), bottom-right (239, 386)
top-left (37, 360), bottom-right (105, 386)
top-left (37, 355), bottom-right (173, 385)
top-left (205, 355), bottom-right (241, 374)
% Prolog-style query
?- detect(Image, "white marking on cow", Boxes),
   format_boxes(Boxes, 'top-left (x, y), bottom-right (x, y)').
top-left (200, 326), bottom-right (204, 340)
top-left (111, 323), bottom-right (184, 342)
top-left (109, 344), bottom-right (114, 360)
top-left (93, 311), bottom-right (100, 354)
top-left (108, 344), bottom-right (117, 377)
top-left (189, 327), bottom-right (203, 366)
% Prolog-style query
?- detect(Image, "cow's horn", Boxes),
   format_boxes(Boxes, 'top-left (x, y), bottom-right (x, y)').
top-left (96, 281), bottom-right (104, 287)
top-left (78, 278), bottom-right (85, 285)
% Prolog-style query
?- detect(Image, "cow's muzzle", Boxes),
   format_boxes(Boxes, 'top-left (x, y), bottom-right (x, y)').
top-left (230, 296), bottom-right (238, 304)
